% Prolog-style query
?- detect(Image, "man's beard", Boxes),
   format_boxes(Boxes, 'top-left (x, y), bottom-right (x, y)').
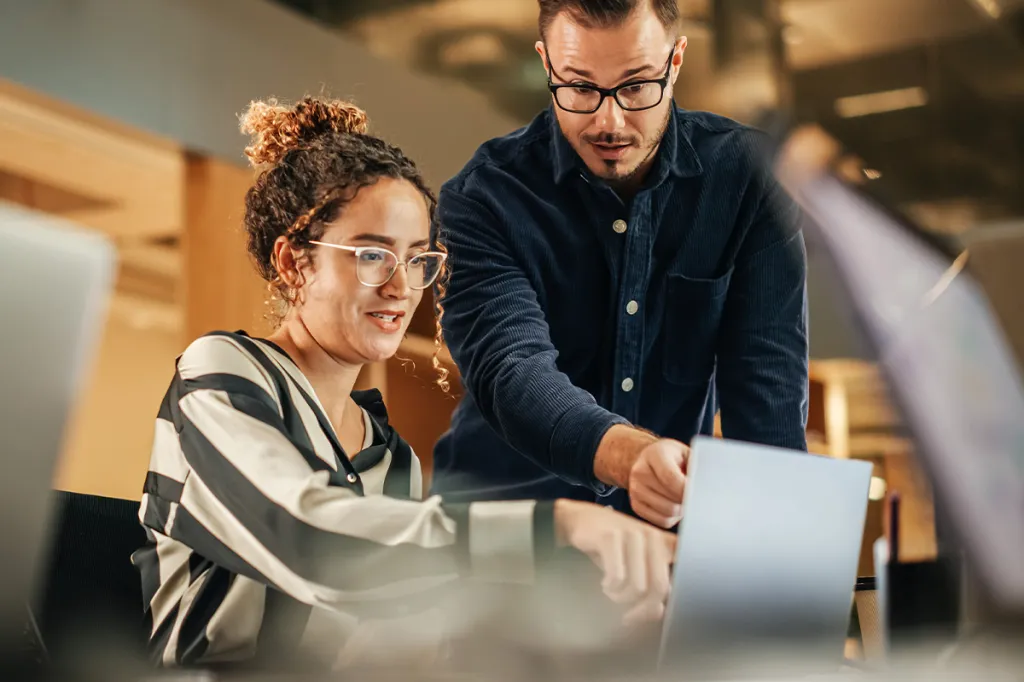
top-left (577, 106), bottom-right (672, 186)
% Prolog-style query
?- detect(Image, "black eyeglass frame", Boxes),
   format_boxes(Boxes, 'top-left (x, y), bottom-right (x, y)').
top-left (545, 46), bottom-right (676, 114)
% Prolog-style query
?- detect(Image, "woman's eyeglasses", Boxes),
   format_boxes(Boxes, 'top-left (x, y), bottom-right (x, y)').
top-left (308, 241), bottom-right (446, 290)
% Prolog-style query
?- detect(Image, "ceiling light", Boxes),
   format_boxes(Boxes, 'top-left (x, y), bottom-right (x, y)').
top-left (863, 168), bottom-right (882, 180)
top-left (835, 87), bottom-right (929, 118)
top-left (970, 0), bottom-right (1002, 18)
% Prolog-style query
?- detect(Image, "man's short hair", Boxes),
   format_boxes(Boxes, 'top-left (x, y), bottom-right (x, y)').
top-left (537, 0), bottom-right (680, 38)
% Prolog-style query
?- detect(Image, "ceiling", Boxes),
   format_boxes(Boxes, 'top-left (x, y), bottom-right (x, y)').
top-left (275, 0), bottom-right (1024, 232)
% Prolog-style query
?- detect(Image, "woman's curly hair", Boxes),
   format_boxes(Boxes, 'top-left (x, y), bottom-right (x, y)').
top-left (239, 95), bottom-right (450, 392)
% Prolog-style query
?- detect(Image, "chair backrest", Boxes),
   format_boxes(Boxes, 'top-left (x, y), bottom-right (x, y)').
top-left (33, 491), bottom-right (148, 668)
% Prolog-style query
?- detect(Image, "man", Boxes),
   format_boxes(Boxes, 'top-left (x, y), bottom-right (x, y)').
top-left (430, 0), bottom-right (808, 529)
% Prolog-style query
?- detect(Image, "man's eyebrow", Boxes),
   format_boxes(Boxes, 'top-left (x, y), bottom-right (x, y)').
top-left (562, 65), bottom-right (594, 79)
top-left (617, 63), bottom-right (660, 80)
top-left (561, 62), bottom-right (661, 83)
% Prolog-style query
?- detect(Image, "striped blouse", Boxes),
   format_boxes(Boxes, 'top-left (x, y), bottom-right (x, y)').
top-left (131, 331), bottom-right (554, 668)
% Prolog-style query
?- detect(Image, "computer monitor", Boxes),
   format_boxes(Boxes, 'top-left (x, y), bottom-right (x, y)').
top-left (784, 169), bottom-right (1024, 615)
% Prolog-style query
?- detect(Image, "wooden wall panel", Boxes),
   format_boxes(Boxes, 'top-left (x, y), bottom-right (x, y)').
top-left (183, 153), bottom-right (270, 341)
top-left (54, 317), bottom-right (183, 501)
top-left (386, 335), bottom-right (461, 490)
top-left (0, 79), bottom-right (184, 239)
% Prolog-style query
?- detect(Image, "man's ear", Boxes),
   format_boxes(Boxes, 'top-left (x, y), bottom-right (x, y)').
top-left (535, 40), bottom-right (548, 70)
top-left (671, 36), bottom-right (688, 81)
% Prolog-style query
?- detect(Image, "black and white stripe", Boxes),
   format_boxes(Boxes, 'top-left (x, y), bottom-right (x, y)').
top-left (132, 331), bottom-right (554, 668)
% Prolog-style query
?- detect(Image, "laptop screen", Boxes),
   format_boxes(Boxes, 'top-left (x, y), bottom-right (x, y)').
top-left (789, 174), bottom-right (1024, 612)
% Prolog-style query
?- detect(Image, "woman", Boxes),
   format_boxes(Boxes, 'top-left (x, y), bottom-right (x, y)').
top-left (132, 96), bottom-right (674, 669)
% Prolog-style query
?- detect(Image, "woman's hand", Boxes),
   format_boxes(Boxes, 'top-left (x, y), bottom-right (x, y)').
top-left (553, 499), bottom-right (676, 626)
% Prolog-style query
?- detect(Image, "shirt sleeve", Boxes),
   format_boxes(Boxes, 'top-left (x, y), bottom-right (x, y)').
top-left (143, 334), bottom-right (556, 612)
top-left (434, 186), bottom-right (629, 493)
top-left (716, 155), bottom-right (810, 451)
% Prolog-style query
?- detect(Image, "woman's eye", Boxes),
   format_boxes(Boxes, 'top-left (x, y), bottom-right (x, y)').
top-left (359, 251), bottom-right (384, 263)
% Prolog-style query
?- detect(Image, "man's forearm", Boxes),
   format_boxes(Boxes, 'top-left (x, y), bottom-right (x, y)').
top-left (593, 424), bottom-right (659, 489)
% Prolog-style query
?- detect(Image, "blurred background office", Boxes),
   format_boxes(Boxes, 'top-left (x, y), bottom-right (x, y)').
top-left (1, 0), bottom-right (1023, 588)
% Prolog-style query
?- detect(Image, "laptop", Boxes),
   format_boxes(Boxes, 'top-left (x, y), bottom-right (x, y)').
top-left (0, 202), bottom-right (115, 657)
top-left (780, 150), bottom-right (1024, 618)
top-left (658, 436), bottom-right (872, 678)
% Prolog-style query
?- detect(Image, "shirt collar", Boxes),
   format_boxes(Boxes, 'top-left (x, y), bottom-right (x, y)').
top-left (550, 106), bottom-right (579, 184)
top-left (550, 104), bottom-right (704, 186)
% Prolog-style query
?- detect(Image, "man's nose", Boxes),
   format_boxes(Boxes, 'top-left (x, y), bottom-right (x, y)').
top-left (593, 94), bottom-right (626, 133)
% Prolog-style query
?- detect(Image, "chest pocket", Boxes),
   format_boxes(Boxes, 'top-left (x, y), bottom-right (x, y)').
top-left (662, 269), bottom-right (733, 385)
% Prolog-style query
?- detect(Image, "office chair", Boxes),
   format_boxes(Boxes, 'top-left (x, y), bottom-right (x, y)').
top-left (33, 491), bottom-right (148, 668)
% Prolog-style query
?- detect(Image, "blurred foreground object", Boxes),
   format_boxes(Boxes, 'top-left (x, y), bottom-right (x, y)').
top-left (776, 124), bottom-right (1024, 630)
top-left (0, 203), bottom-right (115, 667)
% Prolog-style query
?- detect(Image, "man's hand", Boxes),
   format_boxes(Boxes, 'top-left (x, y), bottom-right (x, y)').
top-left (627, 439), bottom-right (689, 528)
top-left (593, 426), bottom-right (689, 528)
top-left (554, 499), bottom-right (676, 625)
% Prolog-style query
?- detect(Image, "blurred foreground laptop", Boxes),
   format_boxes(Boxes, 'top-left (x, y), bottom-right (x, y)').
top-left (657, 437), bottom-right (872, 678)
top-left (0, 203), bottom-right (115, 660)
top-left (778, 135), bottom-right (1024, 622)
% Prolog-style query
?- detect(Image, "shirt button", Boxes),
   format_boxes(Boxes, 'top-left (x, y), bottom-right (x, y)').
top-left (612, 219), bottom-right (627, 234)
top-left (626, 300), bottom-right (639, 315)
top-left (346, 472), bottom-right (358, 484)
top-left (621, 377), bottom-right (634, 392)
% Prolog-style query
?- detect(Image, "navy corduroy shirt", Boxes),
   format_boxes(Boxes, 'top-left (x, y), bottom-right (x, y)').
top-left (430, 105), bottom-right (808, 511)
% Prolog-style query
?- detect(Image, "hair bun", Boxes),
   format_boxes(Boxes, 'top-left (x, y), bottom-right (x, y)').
top-left (239, 96), bottom-right (369, 168)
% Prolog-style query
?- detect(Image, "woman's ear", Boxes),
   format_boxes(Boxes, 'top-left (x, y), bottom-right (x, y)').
top-left (272, 235), bottom-right (309, 299)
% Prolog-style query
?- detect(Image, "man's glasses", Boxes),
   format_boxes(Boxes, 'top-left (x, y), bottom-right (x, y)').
top-left (546, 48), bottom-right (675, 114)
top-left (308, 241), bottom-right (446, 290)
